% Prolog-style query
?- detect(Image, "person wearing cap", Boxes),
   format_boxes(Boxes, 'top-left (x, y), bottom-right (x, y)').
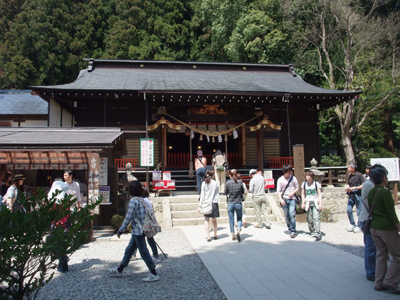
top-left (194, 150), bottom-right (207, 195)
top-left (249, 169), bottom-right (271, 229)
top-left (277, 165), bottom-right (299, 238)
top-left (6, 174), bottom-right (25, 212)
top-left (213, 149), bottom-right (228, 194)
top-left (345, 162), bottom-right (365, 233)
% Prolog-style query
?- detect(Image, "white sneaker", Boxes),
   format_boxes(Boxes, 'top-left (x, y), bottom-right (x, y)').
top-left (142, 273), bottom-right (160, 282)
top-left (153, 257), bottom-right (161, 263)
top-left (108, 267), bottom-right (123, 278)
top-left (353, 227), bottom-right (362, 233)
top-left (346, 225), bottom-right (355, 232)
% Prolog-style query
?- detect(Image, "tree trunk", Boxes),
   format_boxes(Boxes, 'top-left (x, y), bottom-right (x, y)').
top-left (384, 111), bottom-right (395, 153)
top-left (342, 129), bottom-right (355, 165)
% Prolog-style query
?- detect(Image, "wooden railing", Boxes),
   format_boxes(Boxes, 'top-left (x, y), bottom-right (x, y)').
top-left (114, 158), bottom-right (137, 169)
top-left (167, 152), bottom-right (241, 169)
top-left (267, 157), bottom-right (293, 168)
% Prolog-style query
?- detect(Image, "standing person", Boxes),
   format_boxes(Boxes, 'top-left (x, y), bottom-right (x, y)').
top-left (213, 149), bottom-right (228, 194)
top-left (109, 181), bottom-right (159, 282)
top-left (0, 171), bottom-right (11, 210)
top-left (225, 169), bottom-right (244, 242)
top-left (6, 174), bottom-right (25, 212)
top-left (131, 188), bottom-right (161, 263)
top-left (364, 165), bottom-right (371, 180)
top-left (236, 173), bottom-right (248, 228)
top-left (368, 165), bottom-right (400, 294)
top-left (360, 175), bottom-right (376, 282)
top-left (301, 171), bottom-right (322, 240)
top-left (249, 169), bottom-right (272, 229)
top-left (48, 178), bottom-right (75, 273)
top-left (63, 170), bottom-right (82, 209)
top-left (195, 150), bottom-right (207, 195)
top-left (277, 165), bottom-right (299, 238)
top-left (198, 169), bottom-right (220, 241)
top-left (345, 163), bottom-right (365, 233)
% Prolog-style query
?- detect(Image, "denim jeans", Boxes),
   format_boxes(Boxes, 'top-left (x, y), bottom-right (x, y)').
top-left (281, 199), bottom-right (296, 232)
top-left (121, 234), bottom-right (155, 271)
top-left (196, 167), bottom-right (206, 194)
top-left (133, 236), bottom-right (159, 259)
top-left (227, 203), bottom-right (242, 233)
top-left (347, 194), bottom-right (362, 227)
top-left (361, 220), bottom-right (376, 277)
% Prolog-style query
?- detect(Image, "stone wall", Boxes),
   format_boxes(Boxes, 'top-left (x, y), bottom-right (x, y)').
top-left (321, 187), bottom-right (349, 214)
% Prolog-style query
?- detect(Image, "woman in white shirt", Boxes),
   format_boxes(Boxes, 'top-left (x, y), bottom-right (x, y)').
top-left (301, 170), bottom-right (322, 240)
top-left (198, 169), bottom-right (220, 242)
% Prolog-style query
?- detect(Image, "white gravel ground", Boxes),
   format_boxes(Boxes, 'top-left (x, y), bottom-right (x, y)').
top-left (36, 206), bottom-right (400, 300)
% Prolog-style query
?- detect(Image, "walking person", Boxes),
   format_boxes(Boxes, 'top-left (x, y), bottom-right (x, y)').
top-left (368, 165), bottom-right (400, 294)
top-left (360, 175), bottom-right (376, 282)
top-left (109, 181), bottom-right (159, 282)
top-left (249, 169), bottom-right (271, 229)
top-left (63, 170), bottom-right (82, 209)
top-left (195, 150), bottom-right (207, 195)
top-left (301, 171), bottom-right (322, 240)
top-left (277, 165), bottom-right (299, 238)
top-left (345, 162), bottom-right (365, 233)
top-left (236, 172), bottom-right (248, 228)
top-left (6, 174), bottom-right (25, 212)
top-left (225, 169), bottom-right (244, 242)
top-left (131, 188), bottom-right (161, 263)
top-left (198, 169), bottom-right (220, 242)
top-left (213, 149), bottom-right (228, 194)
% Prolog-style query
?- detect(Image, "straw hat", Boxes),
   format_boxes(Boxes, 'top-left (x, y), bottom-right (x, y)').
top-left (13, 174), bottom-right (25, 181)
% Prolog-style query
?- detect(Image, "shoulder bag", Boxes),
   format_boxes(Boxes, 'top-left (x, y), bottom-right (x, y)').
top-left (362, 187), bottom-right (382, 234)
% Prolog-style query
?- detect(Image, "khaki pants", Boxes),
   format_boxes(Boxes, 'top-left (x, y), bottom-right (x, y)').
top-left (371, 228), bottom-right (400, 289)
top-left (214, 168), bottom-right (226, 193)
top-left (252, 195), bottom-right (271, 227)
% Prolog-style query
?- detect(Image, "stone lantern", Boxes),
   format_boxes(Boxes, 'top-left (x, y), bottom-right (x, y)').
top-left (310, 158), bottom-right (325, 184)
top-left (118, 163), bottom-right (138, 214)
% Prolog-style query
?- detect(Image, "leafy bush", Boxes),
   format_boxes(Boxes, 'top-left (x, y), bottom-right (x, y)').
top-left (110, 214), bottom-right (131, 232)
top-left (320, 154), bottom-right (346, 167)
top-left (0, 189), bottom-right (102, 300)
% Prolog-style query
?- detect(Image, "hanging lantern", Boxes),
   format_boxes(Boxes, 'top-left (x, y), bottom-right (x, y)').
top-left (190, 129), bottom-right (194, 139)
top-left (218, 135), bottom-right (222, 142)
top-left (199, 134), bottom-right (203, 141)
top-left (206, 134), bottom-right (210, 142)
top-left (233, 129), bottom-right (238, 139)
top-left (224, 134), bottom-right (228, 141)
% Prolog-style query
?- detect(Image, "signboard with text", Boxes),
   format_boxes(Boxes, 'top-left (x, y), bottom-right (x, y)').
top-left (99, 157), bottom-right (108, 186)
top-left (370, 157), bottom-right (400, 181)
top-left (140, 138), bottom-right (154, 167)
top-left (88, 153), bottom-right (100, 214)
top-left (99, 186), bottom-right (110, 204)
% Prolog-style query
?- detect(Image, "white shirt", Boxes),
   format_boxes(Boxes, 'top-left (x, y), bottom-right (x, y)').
top-left (66, 181), bottom-right (82, 206)
top-left (277, 175), bottom-right (299, 200)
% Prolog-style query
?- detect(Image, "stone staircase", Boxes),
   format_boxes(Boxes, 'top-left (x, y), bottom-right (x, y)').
top-left (168, 195), bottom-right (278, 227)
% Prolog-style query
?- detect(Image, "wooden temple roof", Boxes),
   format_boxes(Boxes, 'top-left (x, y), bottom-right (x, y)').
top-left (30, 59), bottom-right (360, 108)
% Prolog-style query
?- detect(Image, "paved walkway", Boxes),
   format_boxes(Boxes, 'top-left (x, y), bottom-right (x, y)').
top-left (180, 224), bottom-right (399, 300)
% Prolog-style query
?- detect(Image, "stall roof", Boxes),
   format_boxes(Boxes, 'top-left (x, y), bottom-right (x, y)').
top-left (30, 59), bottom-right (360, 105)
top-left (0, 127), bottom-right (123, 148)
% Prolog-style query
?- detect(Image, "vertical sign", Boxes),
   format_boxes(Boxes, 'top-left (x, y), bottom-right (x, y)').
top-left (140, 138), bottom-right (154, 167)
top-left (370, 158), bottom-right (400, 181)
top-left (99, 157), bottom-right (108, 185)
top-left (99, 186), bottom-right (110, 204)
top-left (293, 144), bottom-right (305, 184)
top-left (88, 153), bottom-right (100, 214)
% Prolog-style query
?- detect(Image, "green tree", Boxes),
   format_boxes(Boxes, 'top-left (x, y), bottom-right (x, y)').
top-left (0, 190), bottom-right (101, 300)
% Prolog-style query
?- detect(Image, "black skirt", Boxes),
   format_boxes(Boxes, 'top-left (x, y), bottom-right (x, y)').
top-left (205, 203), bottom-right (220, 218)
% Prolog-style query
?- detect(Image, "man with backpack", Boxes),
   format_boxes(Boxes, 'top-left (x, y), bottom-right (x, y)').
top-left (213, 149), bottom-right (228, 194)
top-left (277, 165), bottom-right (299, 238)
top-left (108, 181), bottom-right (160, 282)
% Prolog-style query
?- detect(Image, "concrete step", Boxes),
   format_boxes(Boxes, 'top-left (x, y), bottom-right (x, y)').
top-left (172, 215), bottom-right (276, 226)
top-left (170, 203), bottom-right (271, 213)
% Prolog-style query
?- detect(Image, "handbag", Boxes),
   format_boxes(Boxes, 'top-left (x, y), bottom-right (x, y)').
top-left (200, 201), bottom-right (213, 214)
top-left (216, 165), bottom-right (225, 172)
top-left (362, 187), bottom-right (382, 234)
top-left (295, 201), bottom-right (306, 214)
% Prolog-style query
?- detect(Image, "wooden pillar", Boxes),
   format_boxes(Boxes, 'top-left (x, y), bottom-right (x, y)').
top-left (394, 182), bottom-right (398, 205)
top-left (242, 125), bottom-right (246, 167)
top-left (293, 144), bottom-right (305, 184)
top-left (257, 128), bottom-right (264, 172)
top-left (161, 125), bottom-right (167, 171)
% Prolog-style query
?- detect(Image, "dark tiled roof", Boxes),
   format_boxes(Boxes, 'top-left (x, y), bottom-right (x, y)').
top-left (30, 60), bottom-right (360, 97)
top-left (0, 127), bottom-right (122, 146)
top-left (0, 90), bottom-right (48, 115)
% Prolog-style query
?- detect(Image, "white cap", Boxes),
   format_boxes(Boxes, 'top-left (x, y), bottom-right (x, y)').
top-left (249, 169), bottom-right (257, 176)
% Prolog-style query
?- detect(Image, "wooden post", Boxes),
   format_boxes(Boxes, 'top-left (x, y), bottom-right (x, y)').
top-left (293, 144), bottom-right (305, 183)
top-left (394, 182), bottom-right (398, 205)
top-left (162, 125), bottom-right (167, 171)
top-left (257, 128), bottom-right (264, 172)
top-left (242, 125), bottom-right (246, 167)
